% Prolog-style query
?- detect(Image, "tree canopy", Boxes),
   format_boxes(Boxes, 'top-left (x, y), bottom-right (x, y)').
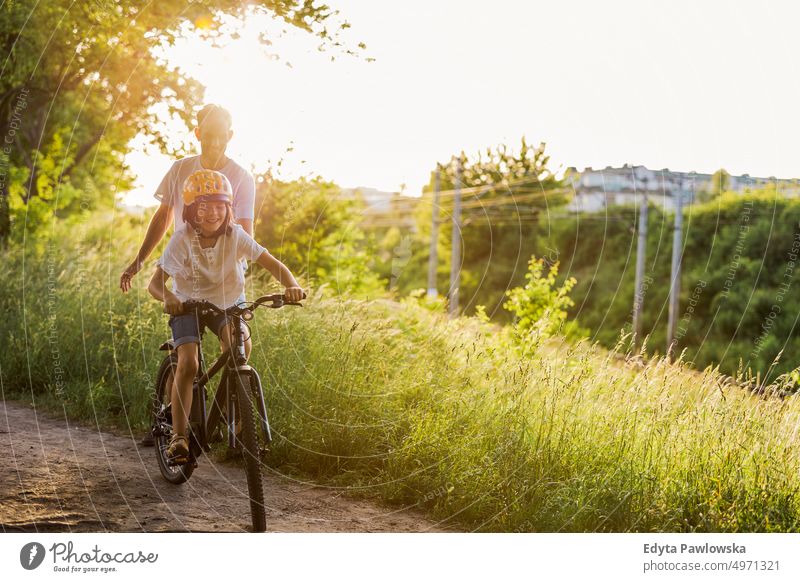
top-left (0, 0), bottom-right (351, 244)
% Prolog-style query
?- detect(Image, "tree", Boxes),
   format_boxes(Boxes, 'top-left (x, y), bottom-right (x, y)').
top-left (0, 0), bottom-right (354, 245)
top-left (411, 138), bottom-right (569, 318)
top-left (698, 168), bottom-right (731, 202)
top-left (253, 175), bottom-right (384, 296)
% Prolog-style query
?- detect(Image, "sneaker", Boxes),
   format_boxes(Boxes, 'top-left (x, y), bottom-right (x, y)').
top-left (167, 434), bottom-right (190, 464)
top-left (140, 429), bottom-right (155, 447)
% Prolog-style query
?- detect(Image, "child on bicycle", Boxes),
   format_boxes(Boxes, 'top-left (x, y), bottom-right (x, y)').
top-left (147, 169), bottom-right (303, 462)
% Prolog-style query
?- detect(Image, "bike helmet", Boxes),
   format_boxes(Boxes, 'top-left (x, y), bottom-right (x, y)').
top-left (182, 169), bottom-right (233, 207)
top-left (182, 169), bottom-right (234, 237)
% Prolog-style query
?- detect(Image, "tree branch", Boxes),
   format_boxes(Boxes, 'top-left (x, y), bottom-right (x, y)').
top-left (61, 130), bottom-right (104, 179)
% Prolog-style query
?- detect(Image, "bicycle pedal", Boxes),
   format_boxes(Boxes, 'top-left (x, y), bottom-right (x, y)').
top-left (167, 455), bottom-right (190, 467)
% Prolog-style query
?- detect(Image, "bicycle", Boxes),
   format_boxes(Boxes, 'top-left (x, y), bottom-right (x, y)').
top-left (150, 293), bottom-right (303, 532)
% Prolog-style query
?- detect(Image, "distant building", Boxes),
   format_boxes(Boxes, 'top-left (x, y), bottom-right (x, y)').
top-left (564, 165), bottom-right (800, 212)
top-left (341, 187), bottom-right (419, 229)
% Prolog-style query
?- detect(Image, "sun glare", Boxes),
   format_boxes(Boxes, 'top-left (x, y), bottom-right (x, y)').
top-left (123, 11), bottom-right (352, 208)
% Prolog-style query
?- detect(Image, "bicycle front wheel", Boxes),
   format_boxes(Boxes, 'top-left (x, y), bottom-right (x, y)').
top-left (234, 371), bottom-right (267, 532)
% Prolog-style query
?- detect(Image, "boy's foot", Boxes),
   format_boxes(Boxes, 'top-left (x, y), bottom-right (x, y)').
top-left (167, 434), bottom-right (190, 464)
top-left (140, 429), bottom-right (155, 447)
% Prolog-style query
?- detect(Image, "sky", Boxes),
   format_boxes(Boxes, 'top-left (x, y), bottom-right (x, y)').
top-left (123, 0), bottom-right (800, 207)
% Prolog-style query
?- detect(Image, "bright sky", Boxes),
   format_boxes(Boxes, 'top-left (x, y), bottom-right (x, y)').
top-left (123, 0), bottom-right (800, 207)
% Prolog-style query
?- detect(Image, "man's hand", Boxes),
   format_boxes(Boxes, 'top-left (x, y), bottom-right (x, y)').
top-left (163, 292), bottom-right (184, 315)
top-left (285, 286), bottom-right (305, 303)
top-left (120, 258), bottom-right (144, 293)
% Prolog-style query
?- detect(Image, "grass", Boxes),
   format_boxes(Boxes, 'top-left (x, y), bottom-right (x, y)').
top-left (2, 212), bottom-right (800, 531)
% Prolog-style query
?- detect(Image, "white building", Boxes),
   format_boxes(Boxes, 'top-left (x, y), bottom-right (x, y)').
top-left (565, 165), bottom-right (800, 212)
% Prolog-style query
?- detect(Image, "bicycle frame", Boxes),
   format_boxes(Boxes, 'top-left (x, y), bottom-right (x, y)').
top-left (186, 311), bottom-right (271, 455)
top-left (159, 294), bottom-right (300, 460)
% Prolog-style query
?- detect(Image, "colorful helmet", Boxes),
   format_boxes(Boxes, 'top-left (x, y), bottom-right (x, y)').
top-left (182, 169), bottom-right (233, 207)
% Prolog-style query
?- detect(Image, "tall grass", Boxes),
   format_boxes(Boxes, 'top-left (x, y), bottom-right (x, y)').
top-left (2, 213), bottom-right (800, 531)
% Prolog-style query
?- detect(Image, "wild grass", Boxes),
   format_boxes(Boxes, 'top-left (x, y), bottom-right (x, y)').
top-left (2, 213), bottom-right (800, 531)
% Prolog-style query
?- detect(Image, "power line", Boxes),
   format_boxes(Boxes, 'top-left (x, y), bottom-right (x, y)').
top-left (360, 213), bottom-right (636, 229)
top-left (422, 174), bottom-right (567, 200)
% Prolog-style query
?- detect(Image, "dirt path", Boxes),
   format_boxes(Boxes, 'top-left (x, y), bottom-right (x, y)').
top-left (0, 401), bottom-right (444, 533)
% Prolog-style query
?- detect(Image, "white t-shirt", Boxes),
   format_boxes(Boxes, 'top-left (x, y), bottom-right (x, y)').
top-left (153, 155), bottom-right (256, 231)
top-left (156, 223), bottom-right (267, 310)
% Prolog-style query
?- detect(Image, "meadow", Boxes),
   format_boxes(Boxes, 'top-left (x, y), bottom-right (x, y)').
top-left (2, 212), bottom-right (800, 532)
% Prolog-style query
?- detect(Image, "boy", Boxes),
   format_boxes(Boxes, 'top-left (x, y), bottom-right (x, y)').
top-left (148, 169), bottom-right (303, 461)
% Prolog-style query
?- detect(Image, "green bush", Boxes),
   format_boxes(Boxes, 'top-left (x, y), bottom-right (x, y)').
top-left (504, 256), bottom-right (585, 349)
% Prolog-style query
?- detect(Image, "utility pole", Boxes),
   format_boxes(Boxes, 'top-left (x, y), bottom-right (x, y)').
top-left (632, 191), bottom-right (648, 349)
top-left (448, 159), bottom-right (462, 318)
top-left (427, 166), bottom-right (440, 298)
top-left (667, 183), bottom-right (686, 358)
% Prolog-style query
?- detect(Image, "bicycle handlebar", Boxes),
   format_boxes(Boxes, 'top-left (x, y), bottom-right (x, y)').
top-left (180, 292), bottom-right (307, 318)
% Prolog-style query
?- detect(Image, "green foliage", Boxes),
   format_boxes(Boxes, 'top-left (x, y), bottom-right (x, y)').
top-left (0, 0), bottom-right (349, 244)
top-left (535, 190), bottom-right (800, 380)
top-left (401, 288), bottom-right (447, 314)
top-left (504, 256), bottom-right (584, 348)
top-left (387, 138), bottom-right (569, 318)
top-left (253, 176), bottom-right (386, 297)
top-left (697, 168), bottom-right (731, 203)
top-left (0, 212), bottom-right (160, 427)
top-left (711, 169), bottom-right (731, 197)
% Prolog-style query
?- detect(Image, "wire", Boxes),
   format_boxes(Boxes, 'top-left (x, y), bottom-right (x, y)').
top-left (360, 213), bottom-right (636, 229)
top-left (422, 175), bottom-right (568, 200)
top-left (360, 188), bottom-right (573, 223)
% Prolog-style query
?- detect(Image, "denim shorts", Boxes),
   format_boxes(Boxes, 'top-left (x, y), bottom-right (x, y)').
top-left (168, 311), bottom-right (233, 348)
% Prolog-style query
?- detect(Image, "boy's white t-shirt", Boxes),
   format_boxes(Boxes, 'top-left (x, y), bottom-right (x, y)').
top-left (153, 155), bottom-right (256, 231)
top-left (156, 223), bottom-right (267, 310)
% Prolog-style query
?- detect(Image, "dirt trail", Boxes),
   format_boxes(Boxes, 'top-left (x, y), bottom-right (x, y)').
top-left (0, 401), bottom-right (443, 533)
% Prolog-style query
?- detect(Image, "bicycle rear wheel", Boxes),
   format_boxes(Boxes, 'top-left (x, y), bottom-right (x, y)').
top-left (153, 353), bottom-right (195, 484)
top-left (233, 371), bottom-right (267, 532)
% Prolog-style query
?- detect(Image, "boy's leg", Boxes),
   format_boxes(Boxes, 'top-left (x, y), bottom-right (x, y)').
top-left (172, 342), bottom-right (199, 438)
top-left (166, 312), bottom-right (201, 441)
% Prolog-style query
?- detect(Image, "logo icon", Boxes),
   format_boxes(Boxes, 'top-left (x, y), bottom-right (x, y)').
top-left (20, 542), bottom-right (46, 570)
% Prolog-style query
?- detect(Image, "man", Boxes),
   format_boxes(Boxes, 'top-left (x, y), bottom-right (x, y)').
top-left (119, 103), bottom-right (256, 446)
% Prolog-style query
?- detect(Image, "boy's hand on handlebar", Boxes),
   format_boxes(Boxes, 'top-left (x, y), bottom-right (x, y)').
top-left (285, 286), bottom-right (305, 303)
top-left (163, 293), bottom-right (184, 315)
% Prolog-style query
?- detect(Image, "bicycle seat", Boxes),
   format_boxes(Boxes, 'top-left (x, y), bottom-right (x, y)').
top-left (159, 340), bottom-right (176, 351)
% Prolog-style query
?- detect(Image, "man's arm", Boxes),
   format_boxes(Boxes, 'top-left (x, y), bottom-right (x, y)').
top-left (120, 203), bottom-right (174, 293)
top-left (233, 171), bottom-right (255, 237)
top-left (237, 218), bottom-right (253, 236)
